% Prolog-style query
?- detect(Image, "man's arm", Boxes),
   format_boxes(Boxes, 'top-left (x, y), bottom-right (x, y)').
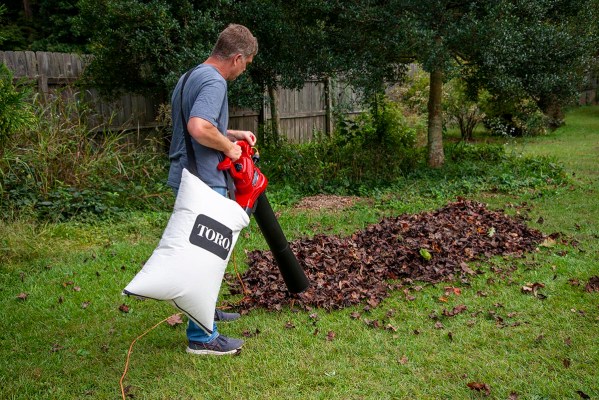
top-left (187, 117), bottom-right (242, 161)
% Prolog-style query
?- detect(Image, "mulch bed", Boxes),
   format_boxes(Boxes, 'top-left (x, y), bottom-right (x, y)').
top-left (293, 194), bottom-right (363, 211)
top-left (227, 198), bottom-right (545, 311)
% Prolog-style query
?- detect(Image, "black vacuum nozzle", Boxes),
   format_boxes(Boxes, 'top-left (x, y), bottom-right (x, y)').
top-left (253, 193), bottom-right (310, 293)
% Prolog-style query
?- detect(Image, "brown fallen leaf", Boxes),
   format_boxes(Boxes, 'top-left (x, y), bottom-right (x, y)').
top-left (166, 314), bottom-right (183, 326)
top-left (540, 237), bottom-right (556, 247)
top-left (576, 390), bottom-right (590, 399)
top-left (568, 278), bottom-right (580, 286)
top-left (444, 286), bottom-right (462, 296)
top-left (123, 385), bottom-right (135, 398)
top-left (364, 319), bottom-right (381, 329)
top-left (563, 358), bottom-right (571, 368)
top-left (350, 312), bottom-right (361, 320)
top-left (17, 292), bottom-right (28, 301)
top-left (229, 199), bottom-right (545, 312)
top-left (585, 276), bottom-right (599, 292)
top-left (399, 355), bottom-right (408, 365)
top-left (509, 392), bottom-right (519, 400)
top-left (51, 343), bottom-right (64, 352)
top-left (521, 282), bottom-right (546, 298)
top-left (443, 304), bottom-right (468, 317)
top-left (284, 321), bottom-right (295, 329)
top-left (326, 331), bottom-right (336, 341)
top-left (118, 304), bottom-right (130, 313)
top-left (242, 328), bottom-right (261, 337)
top-left (467, 381), bottom-right (491, 396)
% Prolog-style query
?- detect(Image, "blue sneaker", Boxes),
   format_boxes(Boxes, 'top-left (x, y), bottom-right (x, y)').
top-left (186, 335), bottom-right (244, 356)
top-left (214, 309), bottom-right (240, 322)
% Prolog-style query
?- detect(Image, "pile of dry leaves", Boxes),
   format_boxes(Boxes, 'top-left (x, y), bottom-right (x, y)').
top-left (227, 199), bottom-right (545, 311)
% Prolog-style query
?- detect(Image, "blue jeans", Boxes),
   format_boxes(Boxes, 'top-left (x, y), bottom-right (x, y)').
top-left (174, 185), bottom-right (228, 343)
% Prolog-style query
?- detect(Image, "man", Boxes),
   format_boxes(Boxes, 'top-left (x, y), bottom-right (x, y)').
top-left (168, 24), bottom-right (258, 355)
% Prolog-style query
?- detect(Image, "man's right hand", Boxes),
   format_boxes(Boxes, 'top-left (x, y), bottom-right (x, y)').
top-left (189, 117), bottom-right (243, 161)
top-left (224, 142), bottom-right (242, 161)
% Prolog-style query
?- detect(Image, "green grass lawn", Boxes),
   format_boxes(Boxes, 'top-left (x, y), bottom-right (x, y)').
top-left (1, 106), bottom-right (597, 399)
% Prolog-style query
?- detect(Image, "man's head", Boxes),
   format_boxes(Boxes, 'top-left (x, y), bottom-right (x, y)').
top-left (211, 24), bottom-right (258, 60)
top-left (210, 24), bottom-right (257, 81)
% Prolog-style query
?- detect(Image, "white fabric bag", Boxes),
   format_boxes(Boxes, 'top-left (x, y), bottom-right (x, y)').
top-left (123, 168), bottom-right (249, 333)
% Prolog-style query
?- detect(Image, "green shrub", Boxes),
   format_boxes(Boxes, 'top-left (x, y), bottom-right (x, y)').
top-left (446, 141), bottom-right (505, 162)
top-left (405, 142), bottom-right (567, 200)
top-left (0, 63), bottom-right (36, 152)
top-left (443, 79), bottom-right (485, 140)
top-left (0, 89), bottom-right (170, 221)
top-left (479, 93), bottom-right (549, 137)
top-left (259, 97), bottom-right (420, 198)
top-left (390, 68), bottom-right (430, 117)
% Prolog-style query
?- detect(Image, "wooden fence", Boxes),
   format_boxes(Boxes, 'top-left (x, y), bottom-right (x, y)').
top-left (1, 51), bottom-right (362, 142)
top-left (5, 51), bottom-right (594, 141)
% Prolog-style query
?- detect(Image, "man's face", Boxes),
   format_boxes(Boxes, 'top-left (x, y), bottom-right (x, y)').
top-left (230, 54), bottom-right (253, 81)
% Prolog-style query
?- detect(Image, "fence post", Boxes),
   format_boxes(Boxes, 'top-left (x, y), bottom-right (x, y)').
top-left (35, 51), bottom-right (49, 102)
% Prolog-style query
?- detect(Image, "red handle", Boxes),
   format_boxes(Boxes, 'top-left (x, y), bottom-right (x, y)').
top-left (216, 140), bottom-right (268, 213)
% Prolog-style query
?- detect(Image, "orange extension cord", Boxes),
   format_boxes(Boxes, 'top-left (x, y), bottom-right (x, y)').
top-left (119, 313), bottom-right (181, 399)
top-left (119, 253), bottom-right (248, 399)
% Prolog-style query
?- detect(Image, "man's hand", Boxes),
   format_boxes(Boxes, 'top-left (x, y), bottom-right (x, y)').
top-left (188, 118), bottom-right (248, 161)
top-left (224, 142), bottom-right (242, 161)
top-left (228, 129), bottom-right (257, 146)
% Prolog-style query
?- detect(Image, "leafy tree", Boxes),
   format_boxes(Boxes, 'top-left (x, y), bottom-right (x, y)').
top-left (457, 0), bottom-right (599, 130)
top-left (0, 0), bottom-right (88, 52)
top-left (391, 0), bottom-right (598, 166)
top-left (75, 0), bottom-right (223, 100)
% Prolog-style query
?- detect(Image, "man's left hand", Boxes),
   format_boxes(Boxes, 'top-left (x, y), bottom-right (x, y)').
top-left (228, 130), bottom-right (256, 146)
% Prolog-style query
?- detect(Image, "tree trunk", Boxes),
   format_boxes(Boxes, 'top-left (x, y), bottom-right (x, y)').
top-left (257, 93), bottom-right (266, 145)
top-left (539, 94), bottom-right (565, 130)
top-left (427, 69), bottom-right (445, 167)
top-left (22, 0), bottom-right (33, 20)
top-left (267, 84), bottom-right (280, 144)
top-left (324, 76), bottom-right (334, 137)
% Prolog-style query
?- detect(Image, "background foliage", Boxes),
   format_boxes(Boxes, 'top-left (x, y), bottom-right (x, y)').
top-left (0, 82), bottom-right (170, 221)
top-left (0, 0), bottom-right (597, 218)
top-left (0, 63), bottom-right (36, 151)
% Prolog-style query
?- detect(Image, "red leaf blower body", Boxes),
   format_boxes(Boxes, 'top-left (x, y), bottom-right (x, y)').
top-left (218, 141), bottom-right (310, 294)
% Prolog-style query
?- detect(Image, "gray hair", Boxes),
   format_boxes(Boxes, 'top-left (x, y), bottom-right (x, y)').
top-left (211, 24), bottom-right (258, 59)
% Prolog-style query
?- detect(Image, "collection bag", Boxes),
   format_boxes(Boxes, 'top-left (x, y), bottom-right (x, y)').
top-left (123, 168), bottom-right (249, 333)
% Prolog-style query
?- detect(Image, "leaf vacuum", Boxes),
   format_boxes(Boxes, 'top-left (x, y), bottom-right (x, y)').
top-left (218, 140), bottom-right (310, 293)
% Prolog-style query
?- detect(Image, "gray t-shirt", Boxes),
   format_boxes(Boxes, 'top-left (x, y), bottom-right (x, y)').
top-left (168, 64), bottom-right (229, 190)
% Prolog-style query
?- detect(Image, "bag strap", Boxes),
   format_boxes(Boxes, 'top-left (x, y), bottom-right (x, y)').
top-left (180, 68), bottom-right (199, 177)
top-left (179, 67), bottom-right (236, 200)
